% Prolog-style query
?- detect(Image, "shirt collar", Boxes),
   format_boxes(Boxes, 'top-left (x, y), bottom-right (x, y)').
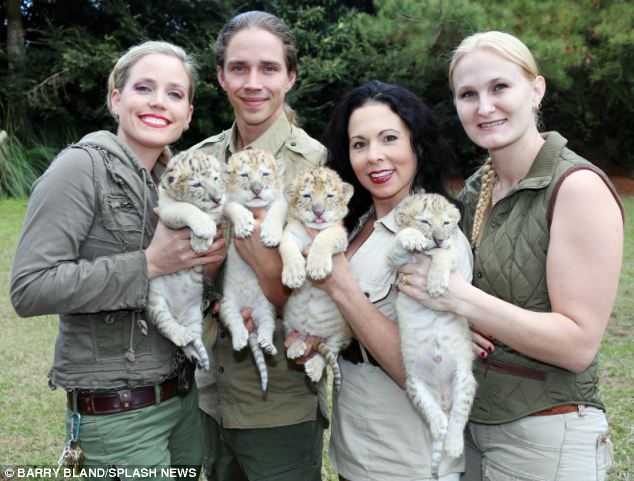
top-left (353, 201), bottom-right (401, 238)
top-left (227, 113), bottom-right (292, 156)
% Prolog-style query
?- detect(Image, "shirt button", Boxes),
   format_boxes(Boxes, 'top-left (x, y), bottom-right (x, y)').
top-left (476, 271), bottom-right (483, 279)
top-left (290, 141), bottom-right (297, 146)
top-left (218, 366), bottom-right (224, 374)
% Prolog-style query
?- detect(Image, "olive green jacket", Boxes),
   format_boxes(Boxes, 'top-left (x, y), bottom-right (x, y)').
top-left (192, 113), bottom-right (329, 428)
top-left (459, 131), bottom-right (622, 424)
top-left (11, 131), bottom-right (179, 390)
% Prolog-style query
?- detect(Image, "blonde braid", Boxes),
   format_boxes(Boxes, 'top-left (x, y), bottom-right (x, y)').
top-left (471, 159), bottom-right (497, 249)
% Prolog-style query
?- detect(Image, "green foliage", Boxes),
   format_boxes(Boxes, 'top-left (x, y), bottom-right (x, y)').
top-left (0, 133), bottom-right (56, 198)
top-left (1, 0), bottom-right (633, 195)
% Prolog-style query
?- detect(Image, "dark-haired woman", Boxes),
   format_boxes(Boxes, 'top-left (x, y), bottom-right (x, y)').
top-left (318, 80), bottom-right (472, 481)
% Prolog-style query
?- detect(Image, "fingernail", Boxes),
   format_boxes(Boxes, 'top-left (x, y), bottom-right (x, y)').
top-left (479, 351), bottom-right (488, 359)
top-left (487, 346), bottom-right (494, 353)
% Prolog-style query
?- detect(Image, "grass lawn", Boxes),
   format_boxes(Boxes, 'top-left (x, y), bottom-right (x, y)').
top-left (1, 197), bottom-right (632, 479)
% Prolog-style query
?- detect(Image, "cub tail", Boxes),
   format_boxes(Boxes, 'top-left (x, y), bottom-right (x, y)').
top-left (430, 436), bottom-right (443, 480)
top-left (248, 331), bottom-right (268, 392)
top-left (317, 342), bottom-right (342, 393)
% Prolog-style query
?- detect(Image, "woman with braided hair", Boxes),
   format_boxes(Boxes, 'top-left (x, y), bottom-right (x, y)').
top-left (398, 31), bottom-right (622, 481)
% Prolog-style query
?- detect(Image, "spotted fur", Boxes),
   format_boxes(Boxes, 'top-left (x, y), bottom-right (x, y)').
top-left (388, 192), bottom-right (476, 477)
top-left (220, 148), bottom-right (287, 392)
top-left (281, 167), bottom-right (354, 392)
top-left (146, 150), bottom-right (226, 370)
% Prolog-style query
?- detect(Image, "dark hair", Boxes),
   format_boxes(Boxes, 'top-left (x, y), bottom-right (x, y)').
top-left (323, 80), bottom-right (458, 231)
top-left (214, 11), bottom-right (298, 74)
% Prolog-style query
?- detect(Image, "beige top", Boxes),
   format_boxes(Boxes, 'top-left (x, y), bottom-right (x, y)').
top-left (329, 206), bottom-right (474, 481)
top-left (192, 113), bottom-right (328, 428)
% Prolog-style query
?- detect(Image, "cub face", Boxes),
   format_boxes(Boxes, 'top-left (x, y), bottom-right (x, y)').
top-left (287, 167), bottom-right (354, 230)
top-left (162, 150), bottom-right (226, 211)
top-left (395, 193), bottom-right (460, 248)
top-left (226, 149), bottom-right (283, 208)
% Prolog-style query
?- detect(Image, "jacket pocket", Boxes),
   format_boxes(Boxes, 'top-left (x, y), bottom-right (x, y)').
top-left (102, 193), bottom-right (142, 232)
top-left (94, 311), bottom-right (151, 360)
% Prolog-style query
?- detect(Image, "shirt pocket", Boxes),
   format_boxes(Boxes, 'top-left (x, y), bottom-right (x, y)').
top-left (94, 310), bottom-right (151, 360)
top-left (359, 273), bottom-right (398, 320)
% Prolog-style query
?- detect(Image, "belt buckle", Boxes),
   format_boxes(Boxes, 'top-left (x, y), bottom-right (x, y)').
top-left (118, 389), bottom-right (132, 410)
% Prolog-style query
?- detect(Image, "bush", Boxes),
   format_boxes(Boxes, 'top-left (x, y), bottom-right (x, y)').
top-left (0, 132), bottom-right (56, 198)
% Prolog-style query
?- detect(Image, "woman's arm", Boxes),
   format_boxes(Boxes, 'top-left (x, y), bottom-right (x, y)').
top-left (315, 253), bottom-right (407, 387)
top-left (400, 170), bottom-right (623, 373)
top-left (10, 148), bottom-right (223, 317)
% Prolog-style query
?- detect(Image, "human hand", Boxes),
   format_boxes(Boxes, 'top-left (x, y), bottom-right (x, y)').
top-left (309, 252), bottom-right (353, 298)
top-left (240, 307), bottom-right (256, 333)
top-left (471, 327), bottom-right (495, 360)
top-left (145, 221), bottom-right (224, 279)
top-left (397, 253), bottom-right (458, 312)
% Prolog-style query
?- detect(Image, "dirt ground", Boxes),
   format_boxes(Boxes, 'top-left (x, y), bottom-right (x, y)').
top-left (610, 176), bottom-right (634, 196)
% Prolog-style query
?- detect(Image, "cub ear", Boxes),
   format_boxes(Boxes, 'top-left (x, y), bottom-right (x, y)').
top-left (285, 176), bottom-right (299, 207)
top-left (394, 196), bottom-right (413, 228)
top-left (394, 206), bottom-right (407, 228)
top-left (342, 182), bottom-right (354, 204)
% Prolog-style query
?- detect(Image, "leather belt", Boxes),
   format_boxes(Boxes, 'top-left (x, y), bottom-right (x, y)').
top-left (68, 377), bottom-right (179, 415)
top-left (340, 339), bottom-right (380, 367)
top-left (531, 404), bottom-right (579, 416)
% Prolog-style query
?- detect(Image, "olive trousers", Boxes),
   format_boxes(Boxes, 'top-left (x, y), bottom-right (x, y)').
top-left (201, 410), bottom-right (324, 481)
top-left (65, 386), bottom-right (202, 481)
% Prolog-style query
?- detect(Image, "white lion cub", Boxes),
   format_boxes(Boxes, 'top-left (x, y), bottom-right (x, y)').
top-left (220, 148), bottom-right (287, 392)
top-left (388, 192), bottom-right (476, 478)
top-left (146, 149), bottom-right (226, 371)
top-left (280, 167), bottom-right (354, 392)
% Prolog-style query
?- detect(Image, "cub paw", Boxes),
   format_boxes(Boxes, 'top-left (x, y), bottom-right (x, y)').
top-left (233, 212), bottom-right (255, 239)
top-left (399, 229), bottom-right (430, 252)
top-left (306, 252), bottom-right (332, 281)
top-left (286, 339), bottom-right (307, 359)
top-left (260, 219), bottom-right (283, 247)
top-left (444, 425), bottom-right (465, 458)
top-left (191, 222), bottom-right (215, 242)
top-left (230, 325), bottom-right (250, 351)
top-left (257, 332), bottom-right (278, 356)
top-left (169, 325), bottom-right (195, 347)
top-left (282, 259), bottom-right (306, 289)
top-left (427, 268), bottom-right (450, 297)
top-left (190, 234), bottom-right (213, 254)
top-left (304, 355), bottom-right (326, 383)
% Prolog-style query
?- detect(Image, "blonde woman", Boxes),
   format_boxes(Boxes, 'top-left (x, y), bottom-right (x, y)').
top-left (11, 41), bottom-right (225, 477)
top-left (398, 31), bottom-right (622, 481)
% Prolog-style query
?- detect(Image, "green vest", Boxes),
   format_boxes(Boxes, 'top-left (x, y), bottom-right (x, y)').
top-left (460, 132), bottom-right (620, 424)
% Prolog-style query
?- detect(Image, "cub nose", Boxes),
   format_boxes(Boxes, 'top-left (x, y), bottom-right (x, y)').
top-left (312, 203), bottom-right (325, 217)
top-left (250, 181), bottom-right (263, 195)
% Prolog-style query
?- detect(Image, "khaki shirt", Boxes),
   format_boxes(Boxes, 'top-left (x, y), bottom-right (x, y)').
top-left (192, 114), bottom-right (328, 428)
